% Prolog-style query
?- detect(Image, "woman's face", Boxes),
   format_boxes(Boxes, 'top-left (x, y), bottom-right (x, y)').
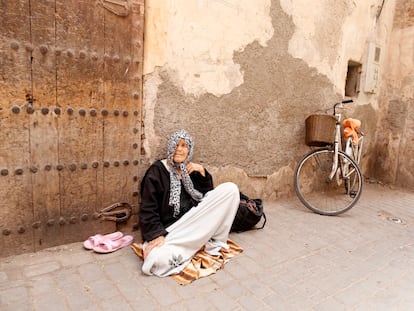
top-left (173, 139), bottom-right (189, 163)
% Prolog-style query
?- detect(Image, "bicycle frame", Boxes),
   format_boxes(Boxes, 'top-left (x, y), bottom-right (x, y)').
top-left (326, 100), bottom-right (364, 183)
top-left (345, 135), bottom-right (364, 165)
top-left (329, 121), bottom-right (340, 180)
top-left (328, 102), bottom-right (348, 181)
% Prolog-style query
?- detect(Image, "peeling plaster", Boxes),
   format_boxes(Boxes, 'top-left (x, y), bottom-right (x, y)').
top-left (279, 0), bottom-right (387, 95)
top-left (141, 0), bottom-right (408, 196)
top-left (144, 0), bottom-right (274, 97)
top-left (388, 27), bottom-right (414, 92)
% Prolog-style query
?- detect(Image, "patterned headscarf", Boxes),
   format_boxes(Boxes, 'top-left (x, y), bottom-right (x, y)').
top-left (167, 129), bottom-right (203, 217)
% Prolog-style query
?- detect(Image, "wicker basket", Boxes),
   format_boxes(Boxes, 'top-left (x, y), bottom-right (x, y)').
top-left (305, 114), bottom-right (336, 146)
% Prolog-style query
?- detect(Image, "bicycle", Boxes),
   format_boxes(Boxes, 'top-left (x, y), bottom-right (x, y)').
top-left (293, 100), bottom-right (364, 216)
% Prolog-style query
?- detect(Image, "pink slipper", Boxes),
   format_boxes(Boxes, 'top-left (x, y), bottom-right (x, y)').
top-left (83, 231), bottom-right (123, 250)
top-left (93, 235), bottom-right (134, 253)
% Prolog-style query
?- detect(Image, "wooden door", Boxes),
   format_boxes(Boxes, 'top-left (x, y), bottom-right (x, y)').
top-left (0, 0), bottom-right (144, 257)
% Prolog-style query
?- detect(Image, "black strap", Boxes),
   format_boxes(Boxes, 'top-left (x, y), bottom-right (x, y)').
top-left (254, 212), bottom-right (266, 230)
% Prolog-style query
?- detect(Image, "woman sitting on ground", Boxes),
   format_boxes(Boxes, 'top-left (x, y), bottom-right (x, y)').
top-left (139, 129), bottom-right (240, 277)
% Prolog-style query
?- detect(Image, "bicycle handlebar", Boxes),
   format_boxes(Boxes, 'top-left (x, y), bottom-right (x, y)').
top-left (334, 99), bottom-right (353, 115)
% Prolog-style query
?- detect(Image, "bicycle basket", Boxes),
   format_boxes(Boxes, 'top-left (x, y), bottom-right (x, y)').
top-left (305, 114), bottom-right (336, 147)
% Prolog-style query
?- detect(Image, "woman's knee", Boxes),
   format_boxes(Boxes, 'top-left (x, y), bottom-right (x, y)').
top-left (203, 182), bottom-right (239, 207)
top-left (216, 182), bottom-right (239, 195)
top-left (215, 182), bottom-right (240, 207)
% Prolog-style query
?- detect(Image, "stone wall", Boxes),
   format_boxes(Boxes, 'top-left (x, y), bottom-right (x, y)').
top-left (141, 0), bottom-right (400, 199)
top-left (374, 0), bottom-right (414, 189)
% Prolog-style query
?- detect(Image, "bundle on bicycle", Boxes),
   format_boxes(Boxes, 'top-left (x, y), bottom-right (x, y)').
top-left (294, 100), bottom-right (364, 216)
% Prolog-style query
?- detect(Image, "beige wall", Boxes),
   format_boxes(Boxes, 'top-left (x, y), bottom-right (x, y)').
top-left (374, 0), bottom-right (414, 190)
top-left (141, 0), bottom-right (412, 198)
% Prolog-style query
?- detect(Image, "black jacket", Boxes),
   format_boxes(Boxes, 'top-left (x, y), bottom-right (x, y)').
top-left (139, 160), bottom-right (214, 241)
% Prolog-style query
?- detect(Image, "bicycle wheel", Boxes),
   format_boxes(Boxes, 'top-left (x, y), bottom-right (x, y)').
top-left (294, 148), bottom-right (363, 215)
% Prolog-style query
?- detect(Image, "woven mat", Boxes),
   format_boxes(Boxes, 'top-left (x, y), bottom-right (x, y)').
top-left (131, 239), bottom-right (243, 285)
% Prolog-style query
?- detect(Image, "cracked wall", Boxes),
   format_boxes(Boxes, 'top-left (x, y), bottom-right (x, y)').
top-left (141, 0), bottom-right (398, 198)
top-left (374, 0), bottom-right (414, 189)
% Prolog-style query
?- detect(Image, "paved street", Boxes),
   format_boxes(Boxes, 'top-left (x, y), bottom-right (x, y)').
top-left (1, 183), bottom-right (414, 311)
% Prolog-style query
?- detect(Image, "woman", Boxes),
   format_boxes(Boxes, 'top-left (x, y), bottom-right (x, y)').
top-left (139, 129), bottom-right (240, 277)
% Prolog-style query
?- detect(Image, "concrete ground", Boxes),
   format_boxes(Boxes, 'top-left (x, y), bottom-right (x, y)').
top-left (1, 183), bottom-right (414, 311)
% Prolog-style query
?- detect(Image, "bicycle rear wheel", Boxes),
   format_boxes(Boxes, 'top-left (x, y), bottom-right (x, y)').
top-left (294, 148), bottom-right (363, 215)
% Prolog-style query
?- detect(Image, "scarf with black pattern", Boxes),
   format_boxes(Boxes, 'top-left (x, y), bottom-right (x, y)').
top-left (167, 129), bottom-right (203, 217)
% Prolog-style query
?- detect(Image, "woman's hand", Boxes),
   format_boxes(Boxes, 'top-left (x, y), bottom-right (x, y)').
top-left (186, 162), bottom-right (205, 176)
top-left (144, 235), bottom-right (165, 259)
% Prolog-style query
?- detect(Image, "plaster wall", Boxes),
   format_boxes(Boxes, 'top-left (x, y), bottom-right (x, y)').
top-left (374, 0), bottom-right (414, 189)
top-left (141, 0), bottom-right (398, 199)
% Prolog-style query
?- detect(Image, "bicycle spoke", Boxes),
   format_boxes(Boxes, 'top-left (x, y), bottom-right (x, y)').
top-left (294, 149), bottom-right (363, 215)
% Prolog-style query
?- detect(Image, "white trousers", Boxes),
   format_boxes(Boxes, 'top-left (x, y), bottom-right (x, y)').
top-left (142, 182), bottom-right (240, 277)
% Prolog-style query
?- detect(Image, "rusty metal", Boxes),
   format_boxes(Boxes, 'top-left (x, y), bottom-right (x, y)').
top-left (91, 52), bottom-right (98, 61)
top-left (67, 107), bottom-right (74, 115)
top-left (27, 106), bottom-right (35, 114)
top-left (123, 110), bottom-right (129, 117)
top-left (114, 109), bottom-right (120, 116)
top-left (79, 50), bottom-right (87, 59)
top-left (99, 0), bottom-right (130, 17)
top-left (41, 107), bottom-right (49, 115)
top-left (133, 160), bottom-right (139, 165)
top-left (15, 168), bottom-right (23, 175)
top-left (25, 44), bottom-right (34, 52)
top-left (97, 202), bottom-right (132, 222)
top-left (32, 222), bottom-right (41, 229)
top-left (10, 41), bottom-right (19, 50)
top-left (79, 109), bottom-right (86, 116)
top-left (101, 109), bottom-right (109, 116)
top-left (1, 169), bottom-right (9, 176)
top-left (81, 214), bottom-right (89, 221)
top-left (17, 226), bottom-right (25, 234)
top-left (39, 45), bottom-right (48, 54)
top-left (25, 94), bottom-right (35, 104)
top-left (54, 107), bottom-right (61, 115)
top-left (56, 164), bottom-right (64, 171)
top-left (47, 219), bottom-right (55, 226)
top-left (30, 166), bottom-right (38, 173)
top-left (104, 161), bottom-right (110, 167)
top-left (45, 164), bottom-right (52, 171)
top-left (3, 229), bottom-right (11, 236)
top-left (58, 217), bottom-right (66, 225)
top-left (123, 160), bottom-right (129, 166)
top-left (11, 105), bottom-right (20, 114)
top-left (81, 163), bottom-right (87, 169)
top-left (90, 109), bottom-right (97, 116)
top-left (69, 163), bottom-right (77, 171)
top-left (114, 161), bottom-right (120, 167)
top-left (92, 161), bottom-right (99, 168)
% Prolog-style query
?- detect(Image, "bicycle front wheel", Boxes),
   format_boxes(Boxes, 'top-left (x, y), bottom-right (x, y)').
top-left (294, 148), bottom-right (363, 215)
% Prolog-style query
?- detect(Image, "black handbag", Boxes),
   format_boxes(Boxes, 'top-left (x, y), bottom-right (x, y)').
top-left (231, 192), bottom-right (266, 233)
